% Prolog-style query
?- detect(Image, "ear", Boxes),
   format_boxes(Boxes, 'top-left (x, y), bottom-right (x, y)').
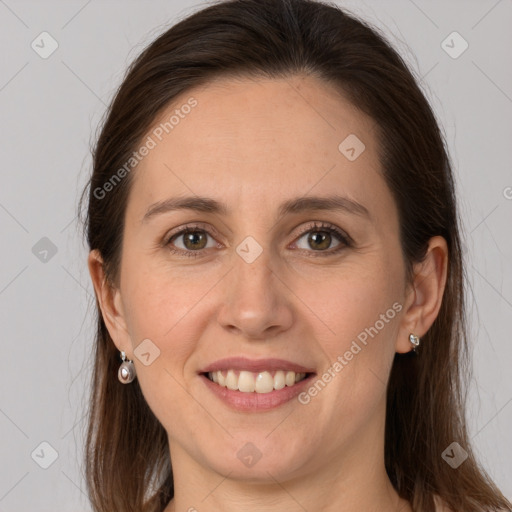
top-left (395, 236), bottom-right (449, 353)
top-left (87, 249), bottom-right (132, 355)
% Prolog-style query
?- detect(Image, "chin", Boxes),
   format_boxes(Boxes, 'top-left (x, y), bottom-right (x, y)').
top-left (199, 435), bottom-right (314, 482)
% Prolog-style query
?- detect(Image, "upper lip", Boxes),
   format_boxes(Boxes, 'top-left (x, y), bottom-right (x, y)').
top-left (199, 357), bottom-right (316, 374)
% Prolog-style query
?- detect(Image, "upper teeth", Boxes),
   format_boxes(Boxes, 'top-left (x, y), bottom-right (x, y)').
top-left (208, 370), bottom-right (307, 394)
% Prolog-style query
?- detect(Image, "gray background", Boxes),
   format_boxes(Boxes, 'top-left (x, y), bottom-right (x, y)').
top-left (0, 0), bottom-right (511, 510)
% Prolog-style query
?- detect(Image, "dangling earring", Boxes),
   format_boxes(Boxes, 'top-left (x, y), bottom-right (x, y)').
top-left (409, 333), bottom-right (420, 352)
top-left (118, 351), bottom-right (136, 383)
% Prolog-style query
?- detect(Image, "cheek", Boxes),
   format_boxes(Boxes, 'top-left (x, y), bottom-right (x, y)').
top-left (304, 262), bottom-right (400, 353)
top-left (120, 263), bottom-right (220, 389)
top-left (120, 269), bottom-right (206, 434)
top-left (299, 259), bottom-right (402, 412)
top-left (121, 262), bottom-right (198, 341)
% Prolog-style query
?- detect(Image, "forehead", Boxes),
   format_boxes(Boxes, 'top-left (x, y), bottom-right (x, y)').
top-left (127, 74), bottom-right (388, 221)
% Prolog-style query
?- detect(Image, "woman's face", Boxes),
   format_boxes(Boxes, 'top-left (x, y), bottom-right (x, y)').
top-left (101, 75), bottom-right (418, 482)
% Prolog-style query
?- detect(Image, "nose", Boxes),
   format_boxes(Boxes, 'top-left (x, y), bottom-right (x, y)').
top-left (216, 243), bottom-right (294, 340)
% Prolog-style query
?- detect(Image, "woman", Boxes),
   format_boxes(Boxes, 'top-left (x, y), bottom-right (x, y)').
top-left (80, 0), bottom-right (511, 511)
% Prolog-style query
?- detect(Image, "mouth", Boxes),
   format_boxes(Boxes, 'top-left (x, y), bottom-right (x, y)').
top-left (203, 369), bottom-right (310, 394)
top-left (198, 357), bottom-right (316, 411)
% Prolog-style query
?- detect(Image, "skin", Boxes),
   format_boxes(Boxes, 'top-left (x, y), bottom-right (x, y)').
top-left (88, 74), bottom-right (448, 512)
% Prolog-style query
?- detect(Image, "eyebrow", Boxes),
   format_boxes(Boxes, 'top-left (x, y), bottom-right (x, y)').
top-left (141, 194), bottom-right (371, 223)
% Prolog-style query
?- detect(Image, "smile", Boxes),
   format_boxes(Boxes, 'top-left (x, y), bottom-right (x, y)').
top-left (199, 356), bottom-right (316, 410)
top-left (206, 369), bottom-right (308, 394)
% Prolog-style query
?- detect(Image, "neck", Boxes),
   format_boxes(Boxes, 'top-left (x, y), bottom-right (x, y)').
top-left (164, 430), bottom-right (412, 512)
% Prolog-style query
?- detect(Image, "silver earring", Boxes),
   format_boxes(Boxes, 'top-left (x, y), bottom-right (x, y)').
top-left (118, 351), bottom-right (136, 384)
top-left (409, 333), bottom-right (420, 352)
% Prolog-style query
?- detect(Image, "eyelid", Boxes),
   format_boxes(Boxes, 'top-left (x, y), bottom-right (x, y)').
top-left (293, 221), bottom-right (353, 246)
top-left (163, 221), bottom-right (221, 244)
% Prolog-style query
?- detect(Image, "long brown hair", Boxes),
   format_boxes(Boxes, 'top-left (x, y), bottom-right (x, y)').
top-left (78, 1), bottom-right (511, 511)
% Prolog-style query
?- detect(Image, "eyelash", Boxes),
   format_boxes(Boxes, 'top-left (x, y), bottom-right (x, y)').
top-left (163, 221), bottom-right (352, 259)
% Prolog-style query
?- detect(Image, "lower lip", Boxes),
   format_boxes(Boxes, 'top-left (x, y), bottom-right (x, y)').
top-left (200, 374), bottom-right (315, 411)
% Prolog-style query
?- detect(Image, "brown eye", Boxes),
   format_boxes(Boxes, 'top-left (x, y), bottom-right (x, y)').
top-left (293, 222), bottom-right (351, 256)
top-left (180, 230), bottom-right (208, 250)
top-left (305, 231), bottom-right (334, 251)
top-left (165, 227), bottom-right (217, 257)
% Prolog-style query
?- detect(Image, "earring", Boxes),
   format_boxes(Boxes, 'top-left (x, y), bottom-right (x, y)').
top-left (409, 333), bottom-right (420, 352)
top-left (118, 351), bottom-right (136, 384)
